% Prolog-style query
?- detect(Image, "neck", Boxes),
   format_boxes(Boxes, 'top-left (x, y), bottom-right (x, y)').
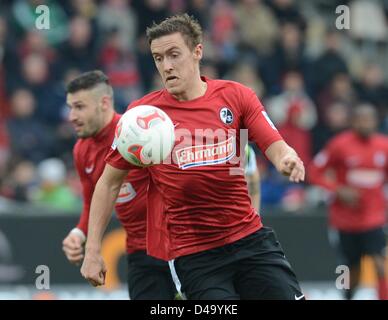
top-left (355, 131), bottom-right (373, 140)
top-left (97, 110), bottom-right (115, 135)
top-left (172, 77), bottom-right (207, 101)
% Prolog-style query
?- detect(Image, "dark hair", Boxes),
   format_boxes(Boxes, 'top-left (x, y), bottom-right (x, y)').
top-left (146, 13), bottom-right (202, 50)
top-left (66, 70), bottom-right (111, 94)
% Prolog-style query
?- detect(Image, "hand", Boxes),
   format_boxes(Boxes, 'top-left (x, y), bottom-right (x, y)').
top-left (80, 248), bottom-right (107, 287)
top-left (62, 231), bottom-right (85, 266)
top-left (335, 186), bottom-right (359, 206)
top-left (278, 154), bottom-right (305, 183)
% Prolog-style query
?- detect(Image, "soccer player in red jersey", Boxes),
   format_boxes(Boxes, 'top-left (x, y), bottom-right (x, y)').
top-left (62, 71), bottom-right (177, 299)
top-left (309, 104), bottom-right (388, 300)
top-left (81, 15), bottom-right (306, 300)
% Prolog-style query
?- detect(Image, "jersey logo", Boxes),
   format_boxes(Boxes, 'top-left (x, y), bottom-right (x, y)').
top-left (175, 136), bottom-right (236, 170)
top-left (346, 169), bottom-right (385, 188)
top-left (219, 107), bottom-right (233, 125)
top-left (85, 165), bottom-right (94, 174)
top-left (116, 182), bottom-right (136, 204)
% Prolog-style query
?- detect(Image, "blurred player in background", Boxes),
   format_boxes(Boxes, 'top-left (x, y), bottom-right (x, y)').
top-left (245, 144), bottom-right (260, 212)
top-left (309, 104), bottom-right (388, 300)
top-left (81, 14), bottom-right (305, 300)
top-left (62, 70), bottom-right (176, 300)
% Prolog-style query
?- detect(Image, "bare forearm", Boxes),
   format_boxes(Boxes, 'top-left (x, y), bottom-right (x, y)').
top-left (265, 140), bottom-right (297, 171)
top-left (85, 179), bottom-right (120, 252)
top-left (265, 140), bottom-right (305, 182)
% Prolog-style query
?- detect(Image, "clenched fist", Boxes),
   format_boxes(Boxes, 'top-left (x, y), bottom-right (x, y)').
top-left (80, 249), bottom-right (107, 287)
top-left (278, 154), bottom-right (305, 183)
top-left (62, 229), bottom-right (86, 266)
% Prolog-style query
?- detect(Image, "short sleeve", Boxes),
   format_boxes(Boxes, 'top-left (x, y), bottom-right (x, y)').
top-left (241, 86), bottom-right (283, 153)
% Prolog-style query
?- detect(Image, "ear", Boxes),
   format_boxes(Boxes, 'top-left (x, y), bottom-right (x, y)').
top-left (193, 43), bottom-right (203, 61)
top-left (100, 95), bottom-right (112, 111)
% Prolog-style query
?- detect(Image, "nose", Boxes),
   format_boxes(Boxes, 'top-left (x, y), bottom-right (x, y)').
top-left (163, 58), bottom-right (173, 73)
top-left (68, 108), bottom-right (77, 122)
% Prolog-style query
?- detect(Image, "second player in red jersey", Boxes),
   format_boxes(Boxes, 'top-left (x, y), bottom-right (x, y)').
top-left (63, 71), bottom-right (176, 299)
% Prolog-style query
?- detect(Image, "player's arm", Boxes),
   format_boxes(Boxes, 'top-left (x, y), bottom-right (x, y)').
top-left (63, 147), bottom-right (90, 265)
top-left (307, 147), bottom-right (338, 191)
top-left (81, 164), bottom-right (128, 286)
top-left (265, 141), bottom-right (305, 183)
top-left (308, 143), bottom-right (359, 206)
top-left (241, 86), bottom-right (304, 183)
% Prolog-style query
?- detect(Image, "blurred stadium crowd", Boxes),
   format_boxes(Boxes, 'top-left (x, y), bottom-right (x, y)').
top-left (0, 0), bottom-right (387, 213)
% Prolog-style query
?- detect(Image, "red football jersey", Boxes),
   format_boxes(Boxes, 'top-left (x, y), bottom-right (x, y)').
top-left (73, 113), bottom-right (148, 253)
top-left (308, 130), bottom-right (388, 232)
top-left (106, 77), bottom-right (283, 260)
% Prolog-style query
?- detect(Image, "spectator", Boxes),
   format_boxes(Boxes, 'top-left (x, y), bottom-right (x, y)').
top-left (32, 158), bottom-right (81, 212)
top-left (57, 16), bottom-right (98, 75)
top-left (99, 29), bottom-right (143, 112)
top-left (266, 70), bottom-right (317, 164)
top-left (356, 63), bottom-right (388, 130)
top-left (132, 0), bottom-right (169, 37)
top-left (349, 0), bottom-right (388, 43)
top-left (97, 0), bottom-right (137, 52)
top-left (235, 0), bottom-right (279, 57)
top-left (0, 160), bottom-right (37, 202)
top-left (269, 0), bottom-right (306, 29)
top-left (312, 102), bottom-right (350, 155)
top-left (17, 30), bottom-right (56, 63)
top-left (17, 53), bottom-right (63, 124)
top-left (261, 22), bottom-right (309, 94)
top-left (317, 73), bottom-right (357, 122)
top-left (187, 0), bottom-right (211, 30)
top-left (209, 0), bottom-right (238, 64)
top-left (6, 89), bottom-right (56, 163)
top-left (312, 30), bottom-right (348, 96)
top-left (225, 62), bottom-right (265, 98)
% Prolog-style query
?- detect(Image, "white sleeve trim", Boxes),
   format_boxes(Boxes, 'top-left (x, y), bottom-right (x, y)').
top-left (70, 228), bottom-right (86, 243)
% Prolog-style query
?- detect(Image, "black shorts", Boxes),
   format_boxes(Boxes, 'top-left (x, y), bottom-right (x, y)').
top-left (172, 227), bottom-right (304, 300)
top-left (329, 226), bottom-right (387, 266)
top-left (127, 250), bottom-right (177, 300)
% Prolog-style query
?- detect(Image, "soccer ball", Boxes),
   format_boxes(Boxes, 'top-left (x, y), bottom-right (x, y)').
top-left (115, 105), bottom-right (175, 167)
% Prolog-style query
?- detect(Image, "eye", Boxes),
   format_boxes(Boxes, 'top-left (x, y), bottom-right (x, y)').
top-left (154, 56), bottom-right (162, 63)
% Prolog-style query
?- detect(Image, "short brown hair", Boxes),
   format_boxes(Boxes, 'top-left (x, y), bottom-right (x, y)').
top-left (67, 70), bottom-right (110, 93)
top-left (66, 70), bottom-right (113, 98)
top-left (146, 13), bottom-right (203, 50)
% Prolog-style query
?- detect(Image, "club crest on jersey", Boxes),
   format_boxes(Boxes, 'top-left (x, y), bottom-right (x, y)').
top-left (175, 136), bottom-right (236, 169)
top-left (116, 182), bottom-right (136, 204)
top-left (219, 107), bottom-right (233, 125)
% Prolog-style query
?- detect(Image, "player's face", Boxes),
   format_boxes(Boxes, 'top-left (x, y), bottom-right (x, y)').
top-left (150, 32), bottom-right (202, 98)
top-left (352, 109), bottom-right (378, 138)
top-left (67, 90), bottom-right (104, 138)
